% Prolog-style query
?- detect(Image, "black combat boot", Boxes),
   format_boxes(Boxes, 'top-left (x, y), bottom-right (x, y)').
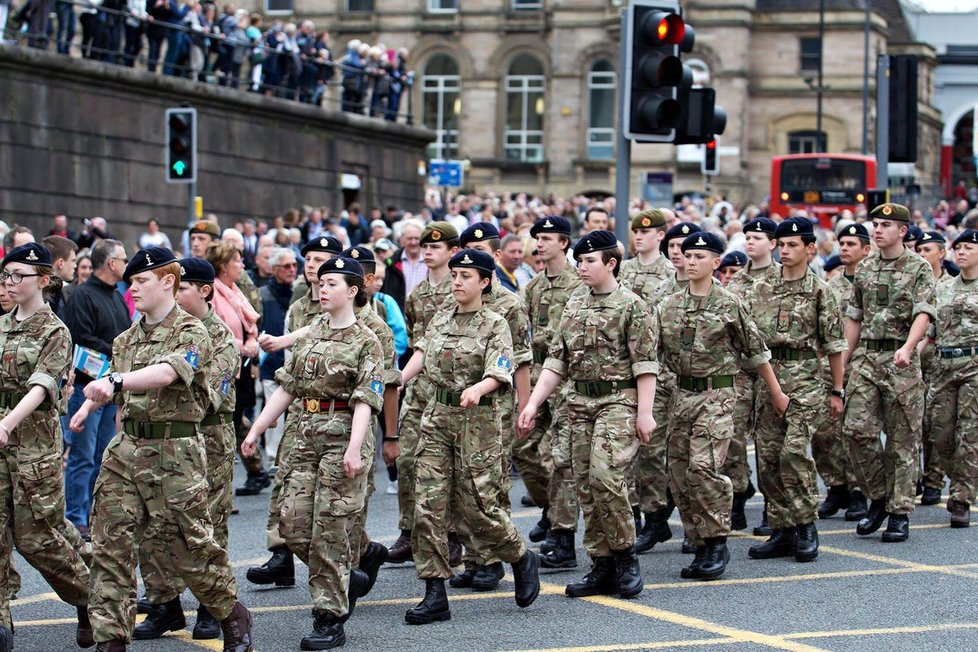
top-left (405, 579), bottom-right (451, 625)
top-left (539, 528), bottom-right (558, 555)
top-left (136, 594), bottom-right (153, 615)
top-left (921, 486), bottom-right (942, 506)
top-left (696, 537), bottom-right (730, 580)
top-left (881, 514), bottom-right (909, 542)
top-left (539, 530), bottom-right (577, 569)
top-left (300, 611), bottom-right (345, 650)
top-left (521, 494), bottom-right (537, 507)
top-left (219, 601), bottom-right (253, 652)
top-left (845, 490), bottom-right (868, 521)
top-left (341, 569), bottom-right (369, 623)
top-left (449, 568), bottom-right (476, 588)
top-left (856, 497), bottom-right (888, 535)
top-left (817, 486), bottom-right (851, 519)
top-left (949, 499), bottom-right (971, 528)
top-left (565, 557), bottom-right (617, 598)
top-left (635, 507), bottom-right (673, 554)
top-left (748, 528), bottom-right (795, 560)
top-left (358, 541), bottom-right (388, 594)
top-left (447, 533), bottom-right (463, 567)
top-left (235, 471), bottom-right (271, 496)
top-left (246, 545), bottom-right (295, 587)
top-left (387, 530), bottom-right (413, 563)
top-left (794, 522), bottom-right (819, 562)
top-left (632, 505), bottom-right (642, 532)
top-left (77, 605), bottom-right (95, 648)
top-left (0, 626), bottom-right (12, 652)
top-left (471, 562), bottom-right (504, 591)
top-left (133, 597), bottom-right (186, 640)
top-left (192, 604), bottom-right (221, 640)
top-left (681, 534), bottom-right (696, 554)
top-left (511, 551), bottom-right (541, 608)
top-left (95, 642), bottom-right (126, 652)
top-left (753, 504), bottom-right (773, 537)
top-left (612, 547), bottom-right (644, 599)
top-left (680, 545), bottom-right (708, 579)
top-left (731, 481), bottom-right (756, 531)
top-left (528, 508), bottom-right (550, 543)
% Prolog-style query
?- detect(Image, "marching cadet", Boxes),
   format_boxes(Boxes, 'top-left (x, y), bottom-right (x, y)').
top-left (242, 256), bottom-right (384, 650)
top-left (134, 257), bottom-right (239, 640)
top-left (925, 229), bottom-right (978, 528)
top-left (745, 218), bottom-right (847, 563)
top-left (717, 251), bottom-right (748, 287)
top-left (619, 209), bottom-right (677, 554)
top-left (519, 230), bottom-right (658, 599)
top-left (0, 243), bottom-right (94, 650)
top-left (389, 223), bottom-right (460, 566)
top-left (401, 248), bottom-right (540, 624)
top-left (662, 221), bottom-right (702, 291)
top-left (843, 203), bottom-right (935, 543)
top-left (657, 232), bottom-right (788, 580)
top-left (815, 223), bottom-right (871, 522)
top-left (70, 247), bottom-right (253, 652)
top-left (519, 216), bottom-right (582, 570)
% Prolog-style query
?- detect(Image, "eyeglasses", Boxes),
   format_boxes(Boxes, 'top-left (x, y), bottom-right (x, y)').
top-left (0, 271), bottom-right (41, 284)
top-left (276, 262), bottom-right (297, 268)
top-left (111, 257), bottom-right (129, 264)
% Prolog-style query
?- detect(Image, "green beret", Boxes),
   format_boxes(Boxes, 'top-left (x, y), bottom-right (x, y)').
top-left (631, 209), bottom-right (666, 230)
top-left (870, 202), bottom-right (910, 223)
top-left (191, 220), bottom-right (221, 239)
top-left (420, 221), bottom-right (458, 245)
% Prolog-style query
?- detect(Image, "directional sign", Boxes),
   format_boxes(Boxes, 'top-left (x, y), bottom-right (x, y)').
top-left (428, 160), bottom-right (464, 188)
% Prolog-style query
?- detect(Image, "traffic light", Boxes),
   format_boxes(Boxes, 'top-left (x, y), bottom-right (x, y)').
top-left (622, 1), bottom-right (686, 142)
top-left (166, 107), bottom-right (197, 184)
top-left (701, 138), bottom-right (719, 175)
top-left (888, 55), bottom-right (917, 163)
top-left (674, 87), bottom-right (727, 145)
top-left (865, 189), bottom-right (889, 213)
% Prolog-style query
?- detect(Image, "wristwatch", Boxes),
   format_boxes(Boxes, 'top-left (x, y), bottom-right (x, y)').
top-left (830, 389), bottom-right (845, 400)
top-left (110, 372), bottom-right (124, 394)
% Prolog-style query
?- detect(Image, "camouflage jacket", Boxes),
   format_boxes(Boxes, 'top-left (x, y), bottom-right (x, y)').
top-left (846, 248), bottom-right (936, 341)
top-left (0, 304), bottom-right (71, 425)
top-left (286, 288), bottom-right (322, 334)
top-left (357, 303), bottom-right (402, 388)
top-left (726, 261), bottom-right (781, 304)
top-left (201, 308), bottom-right (238, 415)
top-left (522, 264), bottom-right (582, 372)
top-left (933, 274), bottom-right (978, 349)
top-left (417, 305), bottom-right (515, 393)
top-left (747, 268), bottom-right (847, 356)
top-left (404, 273), bottom-right (453, 348)
top-left (619, 254), bottom-right (676, 307)
top-left (485, 278), bottom-right (532, 369)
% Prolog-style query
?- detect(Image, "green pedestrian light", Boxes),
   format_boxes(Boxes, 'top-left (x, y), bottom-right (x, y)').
top-left (165, 107), bottom-right (197, 184)
top-left (172, 161), bottom-right (187, 176)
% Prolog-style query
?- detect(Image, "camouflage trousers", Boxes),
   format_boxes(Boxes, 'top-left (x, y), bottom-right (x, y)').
top-left (720, 371), bottom-right (754, 494)
top-left (926, 358), bottom-right (978, 505)
top-left (346, 426), bottom-right (377, 568)
top-left (413, 401), bottom-right (526, 580)
top-left (668, 387), bottom-right (735, 545)
top-left (0, 415), bottom-right (91, 630)
top-left (540, 390), bottom-right (579, 533)
top-left (920, 347), bottom-right (947, 490)
top-left (754, 361), bottom-right (822, 529)
top-left (280, 414), bottom-right (371, 618)
top-left (511, 388), bottom-right (552, 510)
top-left (90, 432), bottom-right (237, 643)
top-left (397, 376), bottom-right (433, 532)
top-left (138, 420), bottom-right (235, 603)
top-left (843, 350), bottom-right (924, 515)
top-left (631, 370), bottom-right (675, 513)
top-left (812, 362), bottom-right (859, 490)
top-left (566, 389), bottom-right (639, 558)
top-left (265, 404), bottom-right (301, 550)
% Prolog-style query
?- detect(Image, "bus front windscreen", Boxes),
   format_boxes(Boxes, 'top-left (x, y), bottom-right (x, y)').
top-left (779, 158), bottom-right (866, 204)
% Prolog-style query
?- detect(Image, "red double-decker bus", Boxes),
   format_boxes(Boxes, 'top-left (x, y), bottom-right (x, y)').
top-left (770, 154), bottom-right (878, 228)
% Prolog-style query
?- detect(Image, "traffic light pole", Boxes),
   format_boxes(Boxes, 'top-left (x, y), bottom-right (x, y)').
top-left (875, 54), bottom-right (889, 190)
top-left (615, 8), bottom-right (632, 248)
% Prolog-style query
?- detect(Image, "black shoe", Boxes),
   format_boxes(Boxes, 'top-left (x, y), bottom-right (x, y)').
top-left (748, 528), bottom-right (796, 560)
top-left (565, 557), bottom-right (617, 598)
top-left (856, 497), bottom-right (888, 535)
top-left (845, 490), bottom-right (868, 522)
top-left (881, 514), bottom-right (909, 542)
top-left (949, 499), bottom-right (971, 528)
top-left (521, 494), bottom-right (537, 507)
top-left (540, 529), bottom-right (578, 569)
top-left (247, 545), bottom-right (296, 587)
top-left (192, 604), bottom-right (220, 640)
top-left (471, 562), bottom-right (504, 591)
top-left (512, 551), bottom-right (541, 607)
top-left (696, 538), bottom-right (730, 580)
top-left (449, 568), bottom-right (476, 588)
top-left (680, 545), bottom-right (708, 579)
top-left (136, 595), bottom-right (153, 615)
top-left (915, 478), bottom-right (924, 496)
top-left (235, 471), bottom-right (271, 496)
top-left (405, 579), bottom-right (451, 625)
top-left (300, 612), bottom-right (345, 650)
top-left (132, 597), bottom-right (186, 640)
top-left (539, 529), bottom-right (558, 555)
top-left (681, 534), bottom-right (696, 554)
top-left (341, 568), bottom-right (369, 623)
top-left (77, 604), bottom-right (95, 648)
top-left (447, 533), bottom-right (463, 567)
top-left (387, 530), bottom-right (413, 564)
top-left (635, 508), bottom-right (673, 554)
top-left (818, 485), bottom-right (851, 519)
top-left (529, 509), bottom-right (550, 543)
top-left (731, 481), bottom-right (756, 531)
top-left (753, 506), bottom-right (773, 537)
top-left (794, 522), bottom-right (819, 562)
top-left (0, 626), bottom-right (12, 652)
top-left (632, 505), bottom-right (642, 532)
top-left (921, 486), bottom-right (942, 506)
top-left (358, 541), bottom-right (388, 594)
top-left (612, 547), bottom-right (643, 599)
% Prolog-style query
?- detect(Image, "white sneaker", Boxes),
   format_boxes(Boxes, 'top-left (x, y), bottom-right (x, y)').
top-left (385, 481), bottom-right (398, 495)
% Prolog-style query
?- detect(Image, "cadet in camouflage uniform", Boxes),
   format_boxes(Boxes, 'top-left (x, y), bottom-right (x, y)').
top-left (663, 222), bottom-right (702, 293)
top-left (520, 230), bottom-right (658, 599)
top-left (717, 251), bottom-right (748, 286)
top-left (70, 247), bottom-right (252, 652)
top-left (243, 256), bottom-right (383, 650)
top-left (619, 209), bottom-right (677, 555)
top-left (657, 233), bottom-right (788, 581)
top-left (402, 248), bottom-right (540, 625)
top-left (133, 257), bottom-right (239, 641)
top-left (745, 219), bottom-right (847, 563)
top-left (725, 217), bottom-right (780, 533)
top-left (519, 217), bottom-right (582, 571)
top-left (844, 203), bottom-right (936, 543)
top-left (389, 222), bottom-right (459, 565)
top-left (925, 229), bottom-right (978, 528)
top-left (0, 243), bottom-right (93, 649)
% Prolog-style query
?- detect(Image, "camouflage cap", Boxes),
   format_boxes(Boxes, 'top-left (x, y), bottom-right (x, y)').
top-left (420, 221), bottom-right (459, 245)
top-left (631, 209), bottom-right (667, 230)
top-left (317, 255), bottom-right (364, 279)
top-left (191, 220), bottom-right (221, 239)
top-left (1, 243), bottom-right (53, 269)
top-left (870, 202), bottom-right (911, 222)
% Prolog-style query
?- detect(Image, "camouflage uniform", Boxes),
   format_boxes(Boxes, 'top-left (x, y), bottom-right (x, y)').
top-left (748, 269), bottom-right (847, 529)
top-left (844, 248), bottom-right (936, 515)
top-left (137, 308), bottom-right (238, 602)
top-left (926, 275), bottom-right (978, 505)
top-left (920, 273), bottom-right (954, 492)
top-left (543, 286), bottom-right (659, 557)
top-left (90, 306), bottom-right (239, 644)
top-left (620, 254), bottom-right (677, 514)
top-left (520, 266), bottom-right (583, 532)
top-left (275, 318), bottom-right (384, 618)
top-left (412, 306), bottom-right (526, 579)
top-left (0, 304), bottom-right (90, 631)
top-left (657, 281), bottom-right (771, 545)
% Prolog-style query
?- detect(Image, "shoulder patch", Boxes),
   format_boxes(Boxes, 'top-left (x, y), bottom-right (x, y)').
top-left (186, 345), bottom-right (200, 369)
top-left (496, 352), bottom-right (512, 371)
top-left (370, 376), bottom-right (384, 396)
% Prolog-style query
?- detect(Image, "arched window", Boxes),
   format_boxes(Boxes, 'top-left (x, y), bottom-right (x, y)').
top-left (587, 59), bottom-right (615, 160)
top-left (504, 53), bottom-right (545, 162)
top-left (421, 54), bottom-right (461, 160)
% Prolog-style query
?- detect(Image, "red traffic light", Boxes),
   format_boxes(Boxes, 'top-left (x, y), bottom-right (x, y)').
top-left (642, 11), bottom-right (685, 46)
top-left (706, 139), bottom-right (717, 150)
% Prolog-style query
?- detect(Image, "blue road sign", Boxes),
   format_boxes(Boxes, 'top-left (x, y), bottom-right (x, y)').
top-left (429, 160), bottom-right (464, 188)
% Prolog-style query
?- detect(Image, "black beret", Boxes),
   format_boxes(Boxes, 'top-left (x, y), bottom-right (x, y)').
top-left (317, 255), bottom-right (364, 279)
top-left (774, 217), bottom-right (815, 241)
top-left (903, 225), bottom-right (923, 243)
top-left (179, 257), bottom-right (216, 284)
top-left (530, 216), bottom-right (571, 237)
top-left (953, 229), bottom-right (978, 249)
top-left (301, 235), bottom-right (344, 257)
top-left (823, 255), bottom-right (843, 273)
top-left (572, 230), bottom-right (619, 260)
top-left (681, 232), bottom-right (725, 255)
top-left (342, 246), bottom-right (375, 265)
top-left (870, 202), bottom-right (911, 222)
top-left (1, 243), bottom-right (52, 269)
top-left (660, 222), bottom-right (702, 252)
top-left (449, 248), bottom-right (495, 273)
top-left (124, 247), bottom-right (177, 283)
top-left (459, 222), bottom-right (500, 247)
top-left (838, 222), bottom-right (870, 242)
top-left (743, 218), bottom-right (777, 237)
top-left (719, 251), bottom-right (748, 270)
top-left (916, 230), bottom-right (945, 247)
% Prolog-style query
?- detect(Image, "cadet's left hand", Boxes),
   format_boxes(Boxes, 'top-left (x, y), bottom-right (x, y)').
top-left (343, 446), bottom-right (362, 478)
top-left (459, 386), bottom-right (482, 408)
top-left (636, 413), bottom-right (655, 443)
top-left (772, 390), bottom-right (790, 417)
top-left (84, 378), bottom-right (113, 403)
top-left (259, 333), bottom-right (286, 352)
top-left (517, 404), bottom-right (538, 438)
top-left (382, 439), bottom-right (400, 466)
top-left (893, 346), bottom-right (912, 368)
top-left (830, 395), bottom-right (844, 417)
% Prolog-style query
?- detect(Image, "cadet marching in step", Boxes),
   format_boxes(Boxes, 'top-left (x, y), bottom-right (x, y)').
top-left (3, 202), bottom-right (978, 652)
